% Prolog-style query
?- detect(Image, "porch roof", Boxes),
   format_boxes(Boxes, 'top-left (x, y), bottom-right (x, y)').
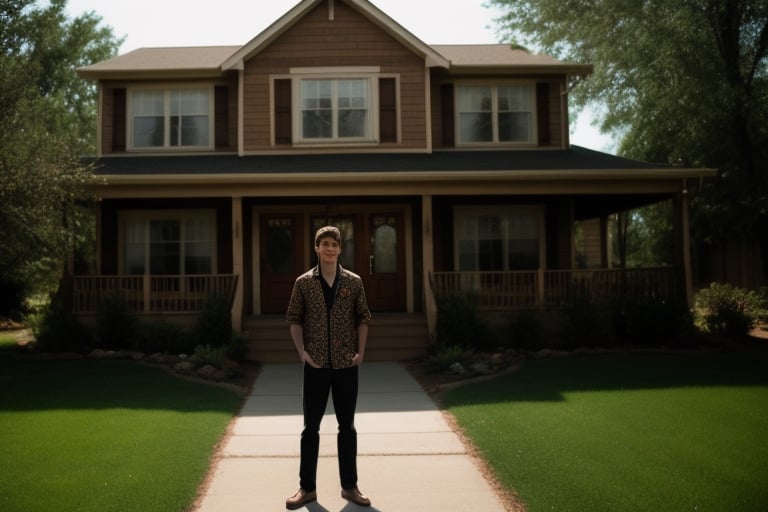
top-left (85, 146), bottom-right (708, 177)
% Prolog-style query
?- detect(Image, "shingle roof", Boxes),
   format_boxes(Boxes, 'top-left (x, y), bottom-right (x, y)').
top-left (85, 147), bottom-right (678, 176)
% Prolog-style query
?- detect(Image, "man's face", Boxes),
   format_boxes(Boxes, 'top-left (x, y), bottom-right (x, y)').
top-left (315, 236), bottom-right (341, 265)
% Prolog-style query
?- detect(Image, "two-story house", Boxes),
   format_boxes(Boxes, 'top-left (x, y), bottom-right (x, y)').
top-left (76, 0), bottom-right (712, 361)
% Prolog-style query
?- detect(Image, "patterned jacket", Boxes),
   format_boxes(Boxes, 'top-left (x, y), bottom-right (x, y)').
top-left (285, 265), bottom-right (372, 369)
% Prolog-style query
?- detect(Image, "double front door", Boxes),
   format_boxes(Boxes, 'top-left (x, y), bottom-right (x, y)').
top-left (259, 210), bottom-right (406, 314)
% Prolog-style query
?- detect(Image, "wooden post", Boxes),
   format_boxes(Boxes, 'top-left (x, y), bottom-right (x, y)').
top-left (231, 197), bottom-right (244, 332)
top-left (422, 195), bottom-right (437, 340)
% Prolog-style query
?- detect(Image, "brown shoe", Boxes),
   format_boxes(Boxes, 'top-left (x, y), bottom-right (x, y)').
top-left (286, 488), bottom-right (317, 510)
top-left (341, 486), bottom-right (371, 507)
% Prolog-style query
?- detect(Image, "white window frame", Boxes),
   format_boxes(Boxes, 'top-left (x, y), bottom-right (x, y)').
top-left (127, 85), bottom-right (215, 151)
top-left (289, 67), bottom-right (380, 146)
top-left (118, 210), bottom-right (217, 275)
top-left (455, 82), bottom-right (537, 146)
top-left (453, 205), bottom-right (545, 271)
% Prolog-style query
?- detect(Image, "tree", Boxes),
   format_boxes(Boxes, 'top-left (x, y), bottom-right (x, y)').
top-left (0, 0), bottom-right (122, 315)
top-left (489, 0), bottom-right (768, 284)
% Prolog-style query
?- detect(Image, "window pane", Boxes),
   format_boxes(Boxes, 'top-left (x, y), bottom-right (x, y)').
top-left (132, 90), bottom-right (164, 147)
top-left (125, 220), bottom-right (146, 274)
top-left (133, 117), bottom-right (164, 147)
top-left (458, 87), bottom-right (492, 111)
top-left (170, 89), bottom-right (209, 147)
top-left (338, 109), bottom-right (367, 137)
top-left (498, 112), bottom-right (531, 142)
top-left (459, 112), bottom-right (492, 142)
top-left (184, 242), bottom-right (212, 274)
top-left (337, 79), bottom-right (367, 108)
top-left (302, 110), bottom-right (332, 138)
top-left (149, 220), bottom-right (180, 275)
top-left (458, 86), bottom-right (493, 143)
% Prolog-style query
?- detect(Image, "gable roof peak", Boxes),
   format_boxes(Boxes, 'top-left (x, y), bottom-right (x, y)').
top-left (221, 0), bottom-right (449, 70)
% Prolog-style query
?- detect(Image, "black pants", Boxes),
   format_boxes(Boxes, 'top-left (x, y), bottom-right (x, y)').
top-left (300, 364), bottom-right (359, 492)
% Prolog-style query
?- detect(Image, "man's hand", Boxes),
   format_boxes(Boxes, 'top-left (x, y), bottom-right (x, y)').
top-left (351, 353), bottom-right (364, 366)
top-left (302, 350), bottom-right (321, 368)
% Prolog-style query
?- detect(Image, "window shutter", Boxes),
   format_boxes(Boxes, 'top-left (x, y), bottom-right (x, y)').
top-left (112, 88), bottom-right (126, 151)
top-left (441, 84), bottom-right (455, 147)
top-left (274, 79), bottom-right (292, 145)
top-left (536, 82), bottom-right (550, 146)
top-left (215, 86), bottom-right (229, 148)
top-left (379, 77), bottom-right (397, 143)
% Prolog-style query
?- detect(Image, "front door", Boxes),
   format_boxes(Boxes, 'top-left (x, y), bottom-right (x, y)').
top-left (259, 215), bottom-right (303, 314)
top-left (365, 213), bottom-right (405, 312)
top-left (259, 210), bottom-right (406, 314)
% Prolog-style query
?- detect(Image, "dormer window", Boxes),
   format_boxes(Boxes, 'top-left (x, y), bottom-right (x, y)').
top-left (272, 67), bottom-right (396, 147)
top-left (129, 87), bottom-right (213, 150)
top-left (300, 79), bottom-right (370, 140)
top-left (457, 84), bottom-right (535, 145)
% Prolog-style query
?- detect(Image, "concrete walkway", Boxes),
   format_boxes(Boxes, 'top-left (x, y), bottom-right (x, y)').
top-left (194, 362), bottom-right (508, 511)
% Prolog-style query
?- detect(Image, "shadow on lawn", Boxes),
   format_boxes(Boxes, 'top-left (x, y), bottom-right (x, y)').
top-left (443, 342), bottom-right (768, 406)
top-left (0, 357), bottom-right (241, 413)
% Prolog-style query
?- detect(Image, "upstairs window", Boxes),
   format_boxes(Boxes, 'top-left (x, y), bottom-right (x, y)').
top-left (299, 78), bottom-right (371, 141)
top-left (130, 87), bottom-right (212, 150)
top-left (457, 85), bottom-right (534, 145)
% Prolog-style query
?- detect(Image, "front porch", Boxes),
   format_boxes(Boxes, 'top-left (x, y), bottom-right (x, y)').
top-left (72, 267), bottom-right (683, 315)
top-left (429, 267), bottom-right (684, 311)
top-left (72, 274), bottom-right (238, 314)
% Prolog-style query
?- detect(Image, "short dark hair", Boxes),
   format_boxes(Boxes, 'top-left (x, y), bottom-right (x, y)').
top-left (314, 225), bottom-right (341, 247)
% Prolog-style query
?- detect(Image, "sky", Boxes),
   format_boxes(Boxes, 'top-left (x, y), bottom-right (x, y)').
top-left (64, 0), bottom-right (614, 153)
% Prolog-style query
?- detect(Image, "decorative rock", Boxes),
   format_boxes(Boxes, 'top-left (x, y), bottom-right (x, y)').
top-left (174, 361), bottom-right (196, 374)
top-left (196, 364), bottom-right (217, 379)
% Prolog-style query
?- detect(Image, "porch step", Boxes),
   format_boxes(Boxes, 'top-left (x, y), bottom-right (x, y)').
top-left (241, 313), bottom-right (430, 363)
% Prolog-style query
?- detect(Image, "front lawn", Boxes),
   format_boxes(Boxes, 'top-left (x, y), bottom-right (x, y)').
top-left (0, 357), bottom-right (242, 512)
top-left (443, 347), bottom-right (768, 512)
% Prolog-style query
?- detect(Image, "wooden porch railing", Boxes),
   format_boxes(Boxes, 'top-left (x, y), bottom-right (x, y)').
top-left (430, 268), bottom-right (684, 311)
top-left (72, 274), bottom-right (238, 314)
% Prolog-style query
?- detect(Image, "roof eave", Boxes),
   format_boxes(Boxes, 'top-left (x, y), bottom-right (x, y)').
top-left (445, 64), bottom-right (594, 76)
top-left (76, 68), bottom-right (228, 81)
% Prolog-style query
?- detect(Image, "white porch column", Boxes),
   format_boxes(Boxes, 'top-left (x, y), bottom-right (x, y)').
top-left (231, 197), bottom-right (244, 332)
top-left (422, 195), bottom-right (437, 340)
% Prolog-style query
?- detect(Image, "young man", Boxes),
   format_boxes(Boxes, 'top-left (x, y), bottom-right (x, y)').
top-left (285, 226), bottom-right (372, 510)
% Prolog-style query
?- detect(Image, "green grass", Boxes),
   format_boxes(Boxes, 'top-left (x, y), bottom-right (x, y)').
top-left (443, 347), bottom-right (768, 512)
top-left (0, 357), bottom-right (242, 512)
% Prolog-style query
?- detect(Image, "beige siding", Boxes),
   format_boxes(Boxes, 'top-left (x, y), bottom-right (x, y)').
top-left (242, 0), bottom-right (428, 152)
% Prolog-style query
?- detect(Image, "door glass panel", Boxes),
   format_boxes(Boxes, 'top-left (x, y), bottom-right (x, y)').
top-left (267, 218), bottom-right (293, 274)
top-left (372, 216), bottom-right (397, 273)
top-left (310, 216), bottom-right (355, 270)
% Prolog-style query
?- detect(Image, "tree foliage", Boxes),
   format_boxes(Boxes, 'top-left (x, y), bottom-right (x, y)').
top-left (0, 0), bottom-right (122, 315)
top-left (489, 0), bottom-right (768, 280)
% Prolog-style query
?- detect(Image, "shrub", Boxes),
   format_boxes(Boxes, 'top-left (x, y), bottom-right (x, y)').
top-left (558, 295), bottom-right (613, 348)
top-left (28, 298), bottom-right (92, 353)
top-left (509, 310), bottom-right (544, 350)
top-left (194, 294), bottom-right (232, 348)
top-left (134, 320), bottom-right (193, 354)
top-left (611, 296), bottom-right (693, 345)
top-left (191, 344), bottom-right (229, 368)
top-left (95, 292), bottom-right (136, 349)
top-left (435, 292), bottom-right (493, 351)
top-left (694, 283), bottom-right (764, 337)
top-left (425, 343), bottom-right (467, 373)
